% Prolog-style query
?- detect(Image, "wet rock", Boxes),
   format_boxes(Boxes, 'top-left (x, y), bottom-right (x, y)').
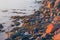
top-left (22, 37), bottom-right (30, 40)
top-left (11, 25), bottom-right (15, 27)
top-left (0, 24), bottom-right (3, 30)
top-left (14, 22), bottom-right (20, 26)
top-left (11, 16), bottom-right (20, 19)
top-left (5, 38), bottom-right (12, 40)
top-left (0, 30), bottom-right (5, 32)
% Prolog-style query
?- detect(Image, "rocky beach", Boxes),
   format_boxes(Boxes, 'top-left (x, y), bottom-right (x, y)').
top-left (0, 0), bottom-right (60, 40)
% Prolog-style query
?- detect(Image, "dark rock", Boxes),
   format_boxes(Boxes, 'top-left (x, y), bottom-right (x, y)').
top-left (1, 30), bottom-right (5, 32)
top-left (11, 25), bottom-right (15, 27)
top-left (14, 22), bottom-right (20, 26)
top-left (22, 37), bottom-right (30, 40)
top-left (57, 1), bottom-right (60, 9)
top-left (0, 24), bottom-right (3, 30)
top-left (5, 38), bottom-right (12, 40)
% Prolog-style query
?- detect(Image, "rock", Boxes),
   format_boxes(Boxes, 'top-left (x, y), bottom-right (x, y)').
top-left (0, 24), bottom-right (3, 30)
top-left (1, 30), bottom-right (5, 32)
top-left (14, 22), bottom-right (20, 26)
top-left (53, 33), bottom-right (60, 40)
top-left (22, 37), bottom-right (29, 40)
top-left (5, 38), bottom-right (12, 40)
top-left (11, 16), bottom-right (20, 19)
top-left (11, 25), bottom-right (15, 27)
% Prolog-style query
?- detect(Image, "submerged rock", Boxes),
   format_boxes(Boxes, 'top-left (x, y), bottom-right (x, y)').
top-left (2, 10), bottom-right (8, 12)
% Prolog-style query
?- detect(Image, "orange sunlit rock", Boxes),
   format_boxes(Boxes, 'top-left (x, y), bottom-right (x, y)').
top-left (46, 23), bottom-right (54, 34)
top-left (53, 16), bottom-right (60, 21)
top-left (47, 1), bottom-right (51, 8)
top-left (46, 16), bottom-right (60, 34)
top-left (53, 33), bottom-right (60, 40)
top-left (54, 0), bottom-right (59, 7)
